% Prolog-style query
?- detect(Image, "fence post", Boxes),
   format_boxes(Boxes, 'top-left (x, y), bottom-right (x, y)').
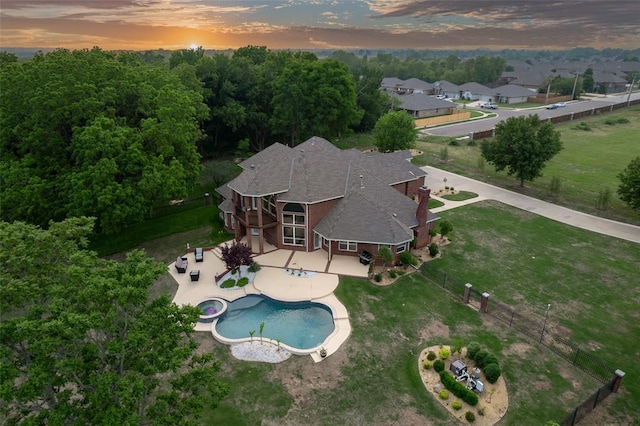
top-left (593, 388), bottom-right (601, 409)
top-left (573, 348), bottom-right (581, 366)
top-left (463, 283), bottom-right (472, 304)
top-left (611, 370), bottom-right (626, 393)
top-left (480, 292), bottom-right (490, 313)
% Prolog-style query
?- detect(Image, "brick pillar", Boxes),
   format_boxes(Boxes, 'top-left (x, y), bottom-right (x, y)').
top-left (480, 292), bottom-right (490, 313)
top-left (612, 370), bottom-right (626, 393)
top-left (463, 283), bottom-right (472, 304)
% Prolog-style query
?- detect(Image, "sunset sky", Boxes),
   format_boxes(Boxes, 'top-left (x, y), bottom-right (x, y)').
top-left (1, 0), bottom-right (639, 51)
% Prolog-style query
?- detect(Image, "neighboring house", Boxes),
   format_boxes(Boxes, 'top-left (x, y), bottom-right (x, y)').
top-left (433, 80), bottom-right (462, 99)
top-left (458, 82), bottom-right (495, 102)
top-left (389, 93), bottom-right (457, 118)
top-left (592, 72), bottom-right (628, 93)
top-left (381, 77), bottom-right (406, 93)
top-left (494, 84), bottom-right (537, 104)
top-left (217, 137), bottom-right (438, 263)
top-left (399, 78), bottom-right (435, 94)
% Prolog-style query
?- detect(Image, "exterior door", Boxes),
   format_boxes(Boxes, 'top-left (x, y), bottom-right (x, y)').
top-left (314, 232), bottom-right (322, 250)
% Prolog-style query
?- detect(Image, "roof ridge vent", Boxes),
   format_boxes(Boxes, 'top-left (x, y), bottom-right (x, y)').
top-left (360, 175), bottom-right (364, 189)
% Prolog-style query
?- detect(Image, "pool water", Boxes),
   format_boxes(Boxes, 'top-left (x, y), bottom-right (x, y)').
top-left (215, 295), bottom-right (334, 350)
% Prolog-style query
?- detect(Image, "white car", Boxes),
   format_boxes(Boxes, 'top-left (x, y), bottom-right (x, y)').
top-left (555, 102), bottom-right (567, 108)
top-left (436, 95), bottom-right (447, 100)
top-left (481, 102), bottom-right (498, 110)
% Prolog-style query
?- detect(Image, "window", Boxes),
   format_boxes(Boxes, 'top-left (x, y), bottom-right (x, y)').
top-left (396, 243), bottom-right (407, 253)
top-left (262, 195), bottom-right (277, 216)
top-left (251, 197), bottom-right (258, 210)
top-left (339, 241), bottom-right (357, 252)
top-left (282, 203), bottom-right (306, 246)
top-left (283, 226), bottom-right (305, 246)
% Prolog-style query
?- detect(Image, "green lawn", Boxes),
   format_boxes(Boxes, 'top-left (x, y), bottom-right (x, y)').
top-left (191, 201), bottom-right (638, 425)
top-left (414, 107), bottom-right (640, 224)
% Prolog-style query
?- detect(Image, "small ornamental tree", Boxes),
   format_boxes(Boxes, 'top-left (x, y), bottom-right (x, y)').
top-left (439, 220), bottom-right (453, 240)
top-left (617, 156), bottom-right (640, 211)
top-left (377, 246), bottom-right (394, 268)
top-left (484, 363), bottom-right (502, 384)
top-left (220, 242), bottom-right (253, 276)
top-left (466, 342), bottom-right (481, 360)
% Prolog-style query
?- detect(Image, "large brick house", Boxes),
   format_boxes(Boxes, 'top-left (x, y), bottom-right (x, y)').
top-left (217, 137), bottom-right (438, 264)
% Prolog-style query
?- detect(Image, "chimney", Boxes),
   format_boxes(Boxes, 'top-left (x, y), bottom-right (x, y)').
top-left (416, 185), bottom-right (431, 226)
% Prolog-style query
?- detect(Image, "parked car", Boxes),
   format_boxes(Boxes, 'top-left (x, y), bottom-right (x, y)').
top-left (436, 94), bottom-right (447, 100)
top-left (481, 102), bottom-right (498, 110)
top-left (195, 247), bottom-right (204, 262)
top-left (546, 103), bottom-right (559, 109)
top-left (555, 102), bottom-right (567, 108)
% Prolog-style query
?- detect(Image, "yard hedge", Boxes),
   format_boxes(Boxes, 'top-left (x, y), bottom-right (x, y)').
top-left (439, 371), bottom-right (479, 406)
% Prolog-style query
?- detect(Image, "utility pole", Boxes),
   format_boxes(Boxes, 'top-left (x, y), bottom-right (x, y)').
top-left (627, 75), bottom-right (637, 107)
top-left (571, 73), bottom-right (580, 100)
top-left (545, 83), bottom-right (551, 104)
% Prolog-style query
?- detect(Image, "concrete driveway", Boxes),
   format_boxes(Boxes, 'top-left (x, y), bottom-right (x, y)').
top-left (423, 166), bottom-right (640, 244)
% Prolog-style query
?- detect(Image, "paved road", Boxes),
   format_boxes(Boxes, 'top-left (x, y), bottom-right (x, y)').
top-left (423, 91), bottom-right (640, 137)
top-left (422, 166), bottom-right (640, 244)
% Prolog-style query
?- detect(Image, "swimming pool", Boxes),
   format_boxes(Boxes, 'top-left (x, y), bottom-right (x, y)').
top-left (214, 295), bottom-right (334, 350)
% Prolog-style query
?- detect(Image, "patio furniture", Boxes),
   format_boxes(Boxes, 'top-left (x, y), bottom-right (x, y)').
top-left (190, 269), bottom-right (200, 282)
top-left (359, 251), bottom-right (373, 265)
top-left (175, 256), bottom-right (188, 273)
top-left (195, 247), bottom-right (204, 262)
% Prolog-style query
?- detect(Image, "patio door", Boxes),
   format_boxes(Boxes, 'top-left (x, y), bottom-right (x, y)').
top-left (314, 232), bottom-right (322, 250)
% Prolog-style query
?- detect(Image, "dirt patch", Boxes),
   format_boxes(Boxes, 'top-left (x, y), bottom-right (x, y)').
top-left (419, 322), bottom-right (451, 342)
top-left (419, 346), bottom-right (508, 425)
top-left (502, 343), bottom-right (533, 357)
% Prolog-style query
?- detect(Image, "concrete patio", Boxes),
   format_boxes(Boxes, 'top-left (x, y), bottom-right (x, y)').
top-left (169, 241), bottom-right (368, 362)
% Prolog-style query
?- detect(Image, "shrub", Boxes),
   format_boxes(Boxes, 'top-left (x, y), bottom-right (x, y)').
top-left (549, 175), bottom-right (562, 195)
top-left (433, 359), bottom-right (445, 372)
top-left (466, 342), bottom-right (481, 359)
top-left (474, 350), bottom-right (488, 368)
top-left (428, 243), bottom-right (439, 257)
top-left (237, 277), bottom-right (249, 287)
top-left (452, 401), bottom-right (463, 410)
top-left (574, 121), bottom-right (591, 131)
top-left (397, 269), bottom-right (405, 275)
top-left (482, 354), bottom-right (499, 367)
top-left (438, 389), bottom-right (449, 400)
top-left (604, 119), bottom-right (615, 125)
top-left (484, 363), bottom-right (502, 384)
top-left (388, 270), bottom-right (397, 278)
top-left (423, 361), bottom-right (432, 370)
top-left (616, 117), bottom-right (630, 124)
top-left (247, 261), bottom-right (261, 273)
top-left (595, 187), bottom-right (612, 210)
top-left (478, 406), bottom-right (485, 416)
top-left (467, 139), bottom-right (477, 147)
top-left (439, 371), bottom-right (478, 406)
top-left (439, 347), bottom-right (451, 360)
top-left (429, 228), bottom-right (437, 237)
top-left (399, 251), bottom-right (416, 266)
top-left (220, 279), bottom-right (236, 288)
top-left (427, 351), bottom-right (437, 361)
top-left (449, 139), bottom-right (460, 146)
top-left (465, 411), bottom-right (476, 422)
top-left (440, 146), bottom-right (449, 161)
top-left (373, 273), bottom-right (381, 282)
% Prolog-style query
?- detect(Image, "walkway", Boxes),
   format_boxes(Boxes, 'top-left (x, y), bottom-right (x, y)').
top-left (423, 166), bottom-right (640, 244)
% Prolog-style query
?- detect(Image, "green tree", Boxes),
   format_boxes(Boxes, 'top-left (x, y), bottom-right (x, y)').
top-left (617, 156), bottom-right (640, 210)
top-left (0, 217), bottom-right (228, 424)
top-left (481, 115), bottom-right (562, 187)
top-left (373, 111), bottom-right (417, 153)
top-left (377, 246), bottom-right (394, 268)
top-left (582, 68), bottom-right (595, 92)
top-left (439, 220), bottom-right (453, 240)
top-left (0, 48), bottom-right (206, 234)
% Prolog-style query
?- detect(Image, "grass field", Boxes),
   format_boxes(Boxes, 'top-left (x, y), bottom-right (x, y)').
top-left (412, 107), bottom-right (640, 225)
top-left (131, 201), bottom-right (638, 425)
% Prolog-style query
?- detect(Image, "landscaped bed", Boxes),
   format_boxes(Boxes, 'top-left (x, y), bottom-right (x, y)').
top-left (419, 345), bottom-right (508, 425)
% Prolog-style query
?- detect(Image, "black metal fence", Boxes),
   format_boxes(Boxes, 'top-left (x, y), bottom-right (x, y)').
top-left (417, 266), bottom-right (620, 424)
top-left (559, 376), bottom-right (616, 426)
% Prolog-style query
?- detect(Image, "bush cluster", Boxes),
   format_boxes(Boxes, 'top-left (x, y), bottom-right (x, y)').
top-left (438, 389), bottom-right (449, 400)
top-left (433, 359), bottom-right (445, 372)
top-left (423, 361), bottom-right (432, 370)
top-left (374, 273), bottom-right (382, 282)
top-left (427, 351), bottom-right (437, 361)
top-left (237, 277), bottom-right (249, 287)
top-left (388, 270), bottom-right (397, 278)
top-left (474, 350), bottom-right (489, 368)
top-left (470, 345), bottom-right (502, 384)
top-left (247, 261), bottom-right (261, 273)
top-left (439, 371), bottom-right (478, 406)
top-left (452, 401), bottom-right (463, 410)
top-left (466, 342), bottom-right (481, 359)
top-left (428, 243), bottom-right (439, 257)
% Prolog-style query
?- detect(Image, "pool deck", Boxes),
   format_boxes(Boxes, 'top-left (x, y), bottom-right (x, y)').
top-left (169, 241), bottom-right (367, 362)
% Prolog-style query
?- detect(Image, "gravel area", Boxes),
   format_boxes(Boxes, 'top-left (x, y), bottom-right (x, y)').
top-left (231, 341), bottom-right (293, 363)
